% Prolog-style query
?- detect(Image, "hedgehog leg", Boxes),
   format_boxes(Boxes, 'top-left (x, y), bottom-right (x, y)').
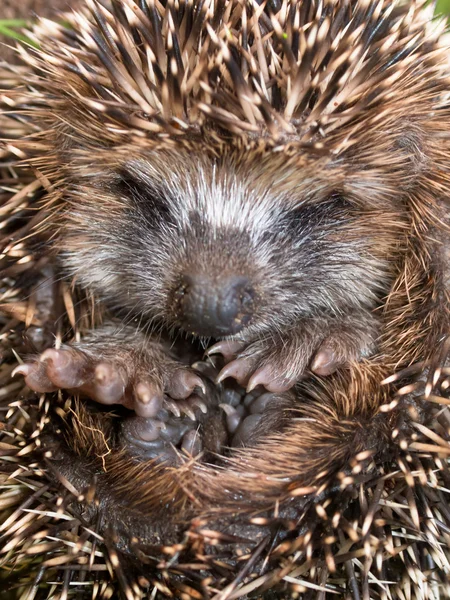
top-left (13, 324), bottom-right (206, 417)
top-left (211, 310), bottom-right (378, 392)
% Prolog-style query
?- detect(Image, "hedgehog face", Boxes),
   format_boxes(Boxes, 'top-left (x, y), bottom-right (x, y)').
top-left (59, 145), bottom-right (402, 340)
top-left (24, 0), bottom-right (437, 345)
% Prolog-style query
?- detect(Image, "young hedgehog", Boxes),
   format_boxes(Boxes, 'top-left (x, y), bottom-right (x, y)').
top-left (1, 0), bottom-right (450, 596)
top-left (11, 0), bottom-right (450, 457)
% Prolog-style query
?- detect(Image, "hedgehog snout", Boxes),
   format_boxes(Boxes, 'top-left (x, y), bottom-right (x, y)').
top-left (173, 273), bottom-right (255, 337)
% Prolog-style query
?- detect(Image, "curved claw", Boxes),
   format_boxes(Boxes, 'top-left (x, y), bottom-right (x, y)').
top-left (165, 399), bottom-right (181, 418)
top-left (12, 362), bottom-right (57, 393)
top-left (177, 400), bottom-right (197, 421)
top-left (205, 340), bottom-right (244, 361)
top-left (168, 370), bottom-right (206, 399)
top-left (191, 360), bottom-right (218, 380)
top-left (216, 357), bottom-right (253, 386)
top-left (12, 364), bottom-right (33, 378)
top-left (190, 395), bottom-right (208, 414)
top-left (246, 365), bottom-right (295, 393)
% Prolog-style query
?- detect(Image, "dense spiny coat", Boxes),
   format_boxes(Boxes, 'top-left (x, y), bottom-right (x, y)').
top-left (1, 0), bottom-right (450, 597)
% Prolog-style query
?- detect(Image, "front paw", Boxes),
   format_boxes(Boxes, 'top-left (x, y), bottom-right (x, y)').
top-left (208, 321), bottom-right (376, 392)
top-left (13, 345), bottom-right (206, 418)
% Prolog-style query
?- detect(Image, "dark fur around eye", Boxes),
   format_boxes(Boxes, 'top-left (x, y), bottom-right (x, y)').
top-left (114, 169), bottom-right (175, 228)
top-left (285, 192), bottom-right (354, 233)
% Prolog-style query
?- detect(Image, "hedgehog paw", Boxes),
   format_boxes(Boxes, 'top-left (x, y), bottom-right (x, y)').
top-left (210, 326), bottom-right (371, 392)
top-left (215, 353), bottom-right (299, 393)
top-left (13, 346), bottom-right (206, 418)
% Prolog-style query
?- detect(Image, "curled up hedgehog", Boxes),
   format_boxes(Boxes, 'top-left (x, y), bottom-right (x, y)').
top-left (1, 0), bottom-right (450, 597)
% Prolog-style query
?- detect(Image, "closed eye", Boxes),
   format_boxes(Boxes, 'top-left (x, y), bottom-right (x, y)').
top-left (286, 191), bottom-right (355, 233)
top-left (114, 168), bottom-right (175, 228)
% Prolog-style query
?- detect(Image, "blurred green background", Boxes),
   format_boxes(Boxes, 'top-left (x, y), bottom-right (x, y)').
top-left (437, 0), bottom-right (450, 16)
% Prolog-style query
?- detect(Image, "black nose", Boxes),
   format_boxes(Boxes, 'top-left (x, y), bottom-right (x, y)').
top-left (174, 274), bottom-right (255, 337)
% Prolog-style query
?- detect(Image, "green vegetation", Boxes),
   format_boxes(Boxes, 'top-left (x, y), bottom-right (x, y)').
top-left (437, 0), bottom-right (450, 17)
top-left (0, 20), bottom-right (28, 42)
top-left (0, 20), bottom-right (37, 46)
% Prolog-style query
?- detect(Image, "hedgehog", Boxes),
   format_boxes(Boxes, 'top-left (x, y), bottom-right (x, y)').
top-left (1, 0), bottom-right (450, 598)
